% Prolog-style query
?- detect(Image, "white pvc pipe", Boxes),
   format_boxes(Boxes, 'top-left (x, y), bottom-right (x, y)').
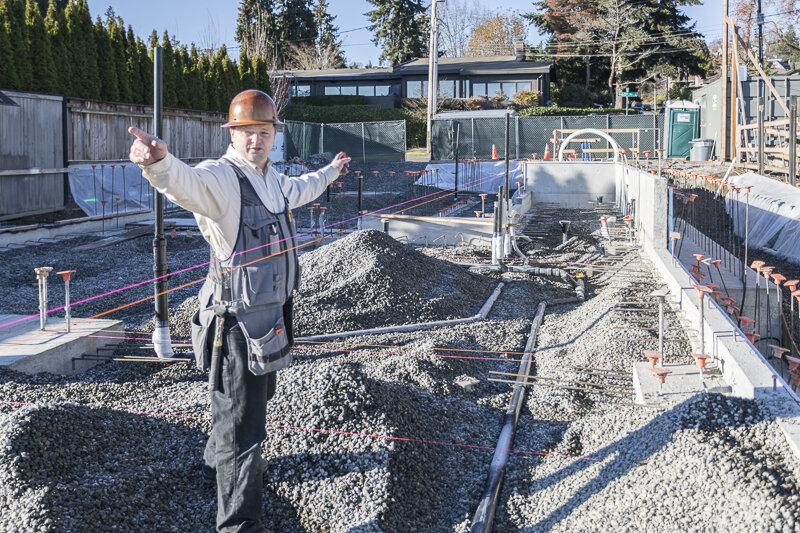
top-left (556, 128), bottom-right (621, 162)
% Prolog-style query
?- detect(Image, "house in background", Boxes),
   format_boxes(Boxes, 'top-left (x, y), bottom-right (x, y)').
top-left (284, 49), bottom-right (555, 108)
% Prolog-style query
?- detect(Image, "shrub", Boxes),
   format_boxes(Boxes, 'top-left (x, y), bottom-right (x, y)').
top-left (514, 90), bottom-right (540, 105)
top-left (515, 106), bottom-right (629, 116)
top-left (553, 84), bottom-right (594, 107)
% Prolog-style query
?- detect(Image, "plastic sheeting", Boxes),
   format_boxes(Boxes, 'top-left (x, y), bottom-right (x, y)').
top-left (727, 172), bottom-right (800, 262)
top-left (68, 164), bottom-right (176, 217)
top-left (421, 161), bottom-right (524, 194)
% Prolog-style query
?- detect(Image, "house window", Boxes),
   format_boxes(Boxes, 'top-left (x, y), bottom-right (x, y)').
top-left (471, 82), bottom-right (487, 97)
top-left (340, 86), bottom-right (357, 95)
top-left (516, 81), bottom-right (532, 93)
top-left (324, 86), bottom-right (340, 95)
top-left (439, 80), bottom-right (455, 98)
top-left (487, 83), bottom-right (502, 99)
top-left (291, 84), bottom-right (311, 97)
top-left (375, 85), bottom-right (390, 96)
top-left (358, 85), bottom-right (375, 96)
top-left (406, 80), bottom-right (428, 98)
top-left (501, 83), bottom-right (516, 100)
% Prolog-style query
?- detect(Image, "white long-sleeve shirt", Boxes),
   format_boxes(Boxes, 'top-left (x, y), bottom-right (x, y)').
top-left (141, 145), bottom-right (339, 259)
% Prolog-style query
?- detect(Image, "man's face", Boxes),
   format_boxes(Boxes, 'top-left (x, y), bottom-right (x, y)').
top-left (229, 124), bottom-right (276, 169)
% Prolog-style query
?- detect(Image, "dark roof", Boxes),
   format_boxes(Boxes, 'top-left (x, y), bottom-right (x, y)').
top-left (395, 56), bottom-right (552, 76)
top-left (282, 56), bottom-right (553, 81)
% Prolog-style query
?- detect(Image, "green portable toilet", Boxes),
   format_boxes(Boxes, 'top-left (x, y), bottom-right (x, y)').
top-left (665, 100), bottom-right (700, 158)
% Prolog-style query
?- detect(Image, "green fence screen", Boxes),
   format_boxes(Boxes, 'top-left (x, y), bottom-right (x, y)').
top-left (432, 114), bottom-right (665, 161)
top-left (286, 120), bottom-right (406, 162)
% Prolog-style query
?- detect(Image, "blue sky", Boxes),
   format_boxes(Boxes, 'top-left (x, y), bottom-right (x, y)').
top-left (86, 0), bottom-right (723, 67)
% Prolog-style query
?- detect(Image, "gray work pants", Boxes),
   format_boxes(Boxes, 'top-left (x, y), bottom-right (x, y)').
top-left (204, 318), bottom-right (276, 533)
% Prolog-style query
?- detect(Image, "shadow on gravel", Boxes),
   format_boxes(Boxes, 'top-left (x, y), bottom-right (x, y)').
top-left (534, 308), bottom-right (611, 353)
top-left (3, 404), bottom-right (213, 532)
top-left (525, 393), bottom-right (785, 532)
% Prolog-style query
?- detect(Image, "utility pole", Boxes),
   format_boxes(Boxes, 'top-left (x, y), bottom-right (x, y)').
top-left (721, 0), bottom-right (729, 161)
top-left (426, 0), bottom-right (442, 154)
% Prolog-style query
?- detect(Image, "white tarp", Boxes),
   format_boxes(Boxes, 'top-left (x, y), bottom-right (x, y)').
top-left (727, 172), bottom-right (800, 262)
top-left (68, 164), bottom-right (165, 217)
top-left (421, 161), bottom-right (524, 194)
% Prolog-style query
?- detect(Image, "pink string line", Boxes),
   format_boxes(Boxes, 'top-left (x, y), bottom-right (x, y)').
top-left (0, 170), bottom-right (505, 332)
top-left (0, 399), bottom-right (599, 461)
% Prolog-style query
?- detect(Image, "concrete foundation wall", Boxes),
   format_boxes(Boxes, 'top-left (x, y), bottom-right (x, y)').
top-left (523, 161), bottom-right (618, 208)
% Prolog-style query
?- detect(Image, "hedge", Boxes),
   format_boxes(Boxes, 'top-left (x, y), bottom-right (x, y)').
top-left (515, 106), bottom-right (632, 116)
top-left (291, 95), bottom-right (367, 106)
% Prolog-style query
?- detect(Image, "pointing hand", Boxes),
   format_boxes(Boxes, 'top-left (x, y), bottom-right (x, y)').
top-left (128, 126), bottom-right (168, 165)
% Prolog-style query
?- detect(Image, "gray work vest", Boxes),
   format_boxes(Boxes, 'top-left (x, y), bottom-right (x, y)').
top-left (191, 158), bottom-right (299, 375)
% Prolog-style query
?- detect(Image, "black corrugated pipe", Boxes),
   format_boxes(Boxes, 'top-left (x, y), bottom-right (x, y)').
top-left (470, 301), bottom-right (547, 532)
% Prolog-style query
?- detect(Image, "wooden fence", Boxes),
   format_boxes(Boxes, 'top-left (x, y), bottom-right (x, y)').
top-left (0, 91), bottom-right (65, 219)
top-left (66, 98), bottom-right (228, 163)
top-left (0, 89), bottom-right (229, 218)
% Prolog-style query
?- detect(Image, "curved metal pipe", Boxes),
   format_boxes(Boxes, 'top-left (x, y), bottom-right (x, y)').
top-left (470, 301), bottom-right (547, 532)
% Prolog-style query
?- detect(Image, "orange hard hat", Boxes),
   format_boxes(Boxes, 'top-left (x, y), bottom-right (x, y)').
top-left (222, 89), bottom-right (284, 128)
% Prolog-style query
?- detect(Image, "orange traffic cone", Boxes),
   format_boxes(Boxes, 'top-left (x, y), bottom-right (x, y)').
top-left (544, 143), bottom-right (551, 160)
top-left (491, 144), bottom-right (498, 160)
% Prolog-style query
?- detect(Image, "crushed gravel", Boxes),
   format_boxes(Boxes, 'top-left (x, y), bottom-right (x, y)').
top-left (1, 199), bottom-right (799, 532)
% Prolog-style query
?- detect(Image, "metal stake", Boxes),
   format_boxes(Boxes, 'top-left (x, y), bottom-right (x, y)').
top-left (35, 267), bottom-right (53, 330)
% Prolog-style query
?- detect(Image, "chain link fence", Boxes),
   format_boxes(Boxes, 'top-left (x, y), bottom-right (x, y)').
top-left (285, 119), bottom-right (406, 162)
top-left (432, 114), bottom-right (665, 161)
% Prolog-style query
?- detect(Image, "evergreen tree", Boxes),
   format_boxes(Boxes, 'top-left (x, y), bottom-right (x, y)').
top-left (135, 36), bottom-right (152, 104)
top-left (94, 15), bottom-right (119, 100)
top-left (187, 44), bottom-right (207, 109)
top-left (25, 0), bottom-right (56, 92)
top-left (109, 15), bottom-right (132, 103)
top-left (235, 0), bottom-right (277, 58)
top-left (366, 0), bottom-right (428, 66)
top-left (199, 52), bottom-right (219, 111)
top-left (174, 43), bottom-right (190, 107)
top-left (65, 0), bottom-right (99, 98)
top-left (215, 44), bottom-right (240, 108)
top-left (312, 0), bottom-right (344, 68)
top-left (159, 30), bottom-right (178, 106)
top-left (276, 0), bottom-right (316, 61)
top-left (238, 48), bottom-right (256, 89)
top-left (253, 53), bottom-right (271, 95)
top-left (35, 0), bottom-right (65, 16)
top-left (0, 3), bottom-right (20, 89)
top-left (44, 0), bottom-right (70, 94)
top-left (6, 0), bottom-right (33, 88)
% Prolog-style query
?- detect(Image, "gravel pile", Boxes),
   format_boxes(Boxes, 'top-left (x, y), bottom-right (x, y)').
top-left (294, 229), bottom-right (497, 335)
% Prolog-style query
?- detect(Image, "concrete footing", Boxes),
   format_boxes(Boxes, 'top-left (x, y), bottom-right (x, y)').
top-left (0, 315), bottom-right (124, 375)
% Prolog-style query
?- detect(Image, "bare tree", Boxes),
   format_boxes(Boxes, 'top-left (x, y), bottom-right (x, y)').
top-left (287, 41), bottom-right (346, 70)
top-left (198, 11), bottom-right (220, 59)
top-left (575, 0), bottom-right (656, 107)
top-left (438, 0), bottom-right (481, 57)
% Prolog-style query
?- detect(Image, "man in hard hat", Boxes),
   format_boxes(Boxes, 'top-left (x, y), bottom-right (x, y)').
top-left (129, 89), bottom-right (350, 533)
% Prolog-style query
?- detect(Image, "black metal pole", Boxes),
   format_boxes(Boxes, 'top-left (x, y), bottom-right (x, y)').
top-left (504, 113), bottom-right (510, 202)
top-left (358, 173), bottom-right (363, 215)
top-left (454, 122), bottom-right (460, 201)
top-left (152, 47), bottom-right (171, 357)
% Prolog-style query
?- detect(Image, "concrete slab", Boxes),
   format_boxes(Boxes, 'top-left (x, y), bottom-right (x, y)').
top-left (360, 214), bottom-right (492, 247)
top-left (0, 314), bottom-right (124, 375)
top-left (633, 362), bottom-right (706, 406)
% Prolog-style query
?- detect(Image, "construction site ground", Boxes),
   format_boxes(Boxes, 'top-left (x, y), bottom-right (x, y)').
top-left (1, 161), bottom-right (799, 532)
